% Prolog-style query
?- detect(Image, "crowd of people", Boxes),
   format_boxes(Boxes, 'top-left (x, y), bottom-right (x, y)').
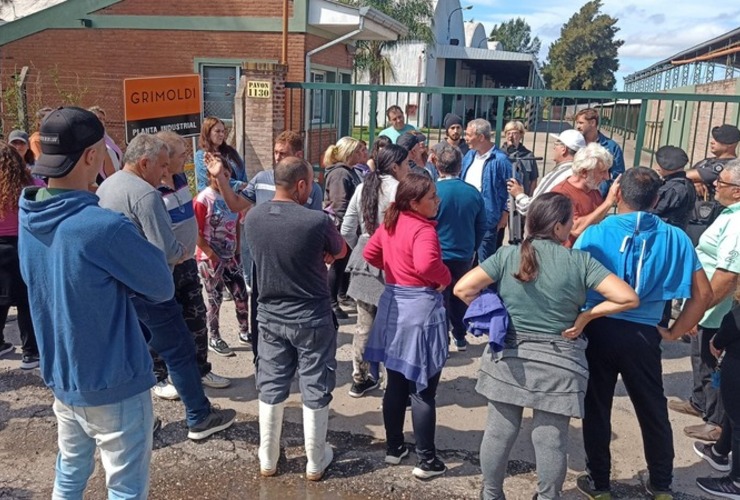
top-left (0, 102), bottom-right (739, 500)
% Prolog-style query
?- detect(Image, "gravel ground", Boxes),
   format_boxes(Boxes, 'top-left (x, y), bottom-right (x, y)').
top-left (0, 303), bottom-right (720, 499)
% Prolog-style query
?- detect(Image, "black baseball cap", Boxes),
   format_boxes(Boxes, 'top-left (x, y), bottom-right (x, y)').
top-left (655, 145), bottom-right (689, 171)
top-left (397, 131), bottom-right (426, 152)
top-left (32, 107), bottom-right (105, 179)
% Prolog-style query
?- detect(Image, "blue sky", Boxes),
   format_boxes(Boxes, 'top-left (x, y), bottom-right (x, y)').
top-left (463, 0), bottom-right (740, 89)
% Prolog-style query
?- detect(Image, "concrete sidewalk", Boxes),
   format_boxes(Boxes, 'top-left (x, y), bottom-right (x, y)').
top-left (0, 302), bottom-right (717, 499)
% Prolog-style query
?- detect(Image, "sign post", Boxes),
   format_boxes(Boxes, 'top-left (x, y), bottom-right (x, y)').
top-left (123, 74), bottom-right (203, 143)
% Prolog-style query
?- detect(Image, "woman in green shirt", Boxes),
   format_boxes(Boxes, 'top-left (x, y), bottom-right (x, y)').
top-left (454, 192), bottom-right (638, 500)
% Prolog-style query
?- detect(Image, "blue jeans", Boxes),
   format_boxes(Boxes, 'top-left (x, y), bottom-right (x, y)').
top-left (52, 391), bottom-right (153, 499)
top-left (132, 296), bottom-right (210, 427)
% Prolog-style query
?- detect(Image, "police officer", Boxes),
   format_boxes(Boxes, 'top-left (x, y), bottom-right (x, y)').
top-left (687, 124), bottom-right (739, 199)
top-left (650, 145), bottom-right (697, 231)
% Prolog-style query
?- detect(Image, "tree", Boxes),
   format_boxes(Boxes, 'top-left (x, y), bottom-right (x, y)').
top-left (542, 0), bottom-right (623, 91)
top-left (339, 0), bottom-right (435, 84)
top-left (488, 18), bottom-right (541, 55)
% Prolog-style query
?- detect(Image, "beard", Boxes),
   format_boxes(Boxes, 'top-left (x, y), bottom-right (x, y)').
top-left (447, 131), bottom-right (461, 141)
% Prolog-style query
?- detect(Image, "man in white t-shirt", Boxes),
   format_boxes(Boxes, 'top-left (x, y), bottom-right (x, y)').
top-left (460, 118), bottom-right (512, 262)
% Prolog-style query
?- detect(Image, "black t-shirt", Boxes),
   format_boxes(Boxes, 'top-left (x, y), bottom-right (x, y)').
top-left (245, 201), bottom-right (344, 326)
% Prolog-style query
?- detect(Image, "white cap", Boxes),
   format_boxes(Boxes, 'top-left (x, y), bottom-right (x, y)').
top-left (549, 129), bottom-right (586, 152)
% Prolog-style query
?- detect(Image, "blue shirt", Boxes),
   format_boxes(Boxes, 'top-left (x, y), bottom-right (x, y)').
top-left (574, 211), bottom-right (701, 326)
top-left (379, 124), bottom-right (415, 144)
top-left (435, 177), bottom-right (486, 261)
top-left (597, 132), bottom-right (625, 179)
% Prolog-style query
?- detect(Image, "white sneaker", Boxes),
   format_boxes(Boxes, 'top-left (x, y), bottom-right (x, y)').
top-left (202, 371), bottom-right (231, 389)
top-left (152, 380), bottom-right (180, 400)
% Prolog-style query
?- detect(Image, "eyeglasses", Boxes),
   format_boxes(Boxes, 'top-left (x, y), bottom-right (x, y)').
top-left (716, 179), bottom-right (740, 189)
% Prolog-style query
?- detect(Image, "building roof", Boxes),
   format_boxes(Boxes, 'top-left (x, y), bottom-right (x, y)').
top-left (624, 26), bottom-right (740, 84)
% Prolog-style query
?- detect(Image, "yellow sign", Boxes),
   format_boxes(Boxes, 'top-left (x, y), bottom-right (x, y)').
top-left (247, 80), bottom-right (272, 99)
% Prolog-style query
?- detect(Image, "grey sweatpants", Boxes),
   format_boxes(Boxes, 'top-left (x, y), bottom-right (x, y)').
top-left (480, 401), bottom-right (570, 500)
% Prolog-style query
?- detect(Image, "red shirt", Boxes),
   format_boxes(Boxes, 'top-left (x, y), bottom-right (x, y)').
top-left (552, 178), bottom-right (603, 248)
top-left (364, 211), bottom-right (451, 288)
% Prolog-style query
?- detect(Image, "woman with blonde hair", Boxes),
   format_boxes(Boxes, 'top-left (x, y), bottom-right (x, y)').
top-left (323, 137), bottom-right (365, 319)
top-left (0, 142), bottom-right (44, 368)
top-left (503, 120), bottom-right (539, 195)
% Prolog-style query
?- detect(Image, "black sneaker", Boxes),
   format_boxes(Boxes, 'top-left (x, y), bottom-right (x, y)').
top-left (385, 444), bottom-right (409, 465)
top-left (187, 407), bottom-right (236, 440)
top-left (208, 337), bottom-right (234, 357)
top-left (575, 472), bottom-right (612, 500)
top-left (693, 441), bottom-right (731, 472)
top-left (696, 476), bottom-right (740, 500)
top-left (0, 342), bottom-right (13, 357)
top-left (412, 456), bottom-right (446, 479)
top-left (238, 331), bottom-right (253, 346)
top-left (338, 295), bottom-right (356, 309)
top-left (641, 471), bottom-right (673, 500)
top-left (348, 377), bottom-right (380, 398)
top-left (153, 417), bottom-right (162, 435)
top-left (333, 307), bottom-right (349, 320)
top-left (20, 354), bottom-right (40, 370)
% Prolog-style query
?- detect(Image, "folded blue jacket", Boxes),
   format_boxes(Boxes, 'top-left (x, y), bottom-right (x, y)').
top-left (463, 290), bottom-right (509, 352)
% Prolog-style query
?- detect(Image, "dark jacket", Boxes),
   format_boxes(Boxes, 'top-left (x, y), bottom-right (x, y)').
top-left (650, 171), bottom-right (697, 231)
top-left (323, 163), bottom-right (362, 225)
top-left (714, 303), bottom-right (740, 360)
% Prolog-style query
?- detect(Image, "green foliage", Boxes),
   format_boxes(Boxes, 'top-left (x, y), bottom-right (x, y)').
top-left (338, 0), bottom-right (435, 84)
top-left (542, 0), bottom-right (624, 91)
top-left (488, 17), bottom-right (541, 55)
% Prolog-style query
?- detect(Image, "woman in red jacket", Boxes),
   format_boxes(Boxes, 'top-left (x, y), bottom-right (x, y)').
top-left (363, 172), bottom-right (452, 480)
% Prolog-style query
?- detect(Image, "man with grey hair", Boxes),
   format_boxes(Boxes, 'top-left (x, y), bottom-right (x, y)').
top-left (670, 159), bottom-right (740, 443)
top-left (507, 129), bottom-right (587, 215)
top-left (435, 144), bottom-right (486, 351)
top-left (552, 142), bottom-right (620, 247)
top-left (98, 133), bottom-right (236, 441)
top-left (461, 118), bottom-right (513, 261)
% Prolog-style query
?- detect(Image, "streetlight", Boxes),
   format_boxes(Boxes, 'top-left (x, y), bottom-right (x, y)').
top-left (447, 5), bottom-right (473, 43)
top-left (477, 38), bottom-right (489, 49)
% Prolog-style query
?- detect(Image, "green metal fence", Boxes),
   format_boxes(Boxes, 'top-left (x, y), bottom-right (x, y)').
top-left (286, 82), bottom-right (740, 176)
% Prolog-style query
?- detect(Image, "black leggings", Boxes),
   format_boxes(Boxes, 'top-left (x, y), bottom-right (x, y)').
top-left (715, 355), bottom-right (740, 481)
top-left (383, 368), bottom-right (441, 461)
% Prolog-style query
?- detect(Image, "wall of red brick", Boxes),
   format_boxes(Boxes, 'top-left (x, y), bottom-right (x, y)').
top-left (95, 0), bottom-right (292, 18)
top-left (690, 79), bottom-right (739, 160)
top-left (1, 28), bottom-right (352, 147)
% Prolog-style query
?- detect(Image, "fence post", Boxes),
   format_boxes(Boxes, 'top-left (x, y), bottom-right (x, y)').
top-left (633, 99), bottom-right (649, 168)
top-left (494, 96), bottom-right (505, 145)
top-left (16, 66), bottom-right (29, 131)
top-left (369, 90), bottom-right (378, 146)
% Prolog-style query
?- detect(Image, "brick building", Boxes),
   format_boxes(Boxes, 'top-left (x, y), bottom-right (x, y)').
top-left (0, 0), bottom-right (405, 169)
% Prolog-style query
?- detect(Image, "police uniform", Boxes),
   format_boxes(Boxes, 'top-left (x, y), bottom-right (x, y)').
top-left (650, 145), bottom-right (696, 230)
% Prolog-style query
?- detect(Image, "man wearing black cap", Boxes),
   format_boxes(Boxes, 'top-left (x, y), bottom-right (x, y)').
top-left (685, 124), bottom-right (739, 246)
top-left (397, 131), bottom-right (430, 177)
top-left (687, 124), bottom-right (739, 197)
top-left (650, 145), bottom-right (697, 231)
top-left (17, 107), bottom-right (174, 498)
top-left (442, 113), bottom-right (469, 156)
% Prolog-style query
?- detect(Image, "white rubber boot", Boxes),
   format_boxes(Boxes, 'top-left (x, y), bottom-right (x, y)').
top-left (303, 404), bottom-right (333, 481)
top-left (258, 401), bottom-right (284, 476)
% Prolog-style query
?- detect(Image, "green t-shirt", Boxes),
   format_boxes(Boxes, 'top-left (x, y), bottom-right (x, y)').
top-left (35, 188), bottom-right (74, 201)
top-left (480, 239), bottom-right (611, 335)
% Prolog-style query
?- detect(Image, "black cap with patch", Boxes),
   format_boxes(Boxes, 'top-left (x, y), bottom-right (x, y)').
top-left (32, 106), bottom-right (105, 179)
top-left (655, 145), bottom-right (689, 171)
top-left (711, 124), bottom-right (740, 145)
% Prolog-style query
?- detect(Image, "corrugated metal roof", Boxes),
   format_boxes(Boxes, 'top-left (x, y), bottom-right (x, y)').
top-left (625, 26), bottom-right (740, 82)
top-left (433, 43), bottom-right (535, 63)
